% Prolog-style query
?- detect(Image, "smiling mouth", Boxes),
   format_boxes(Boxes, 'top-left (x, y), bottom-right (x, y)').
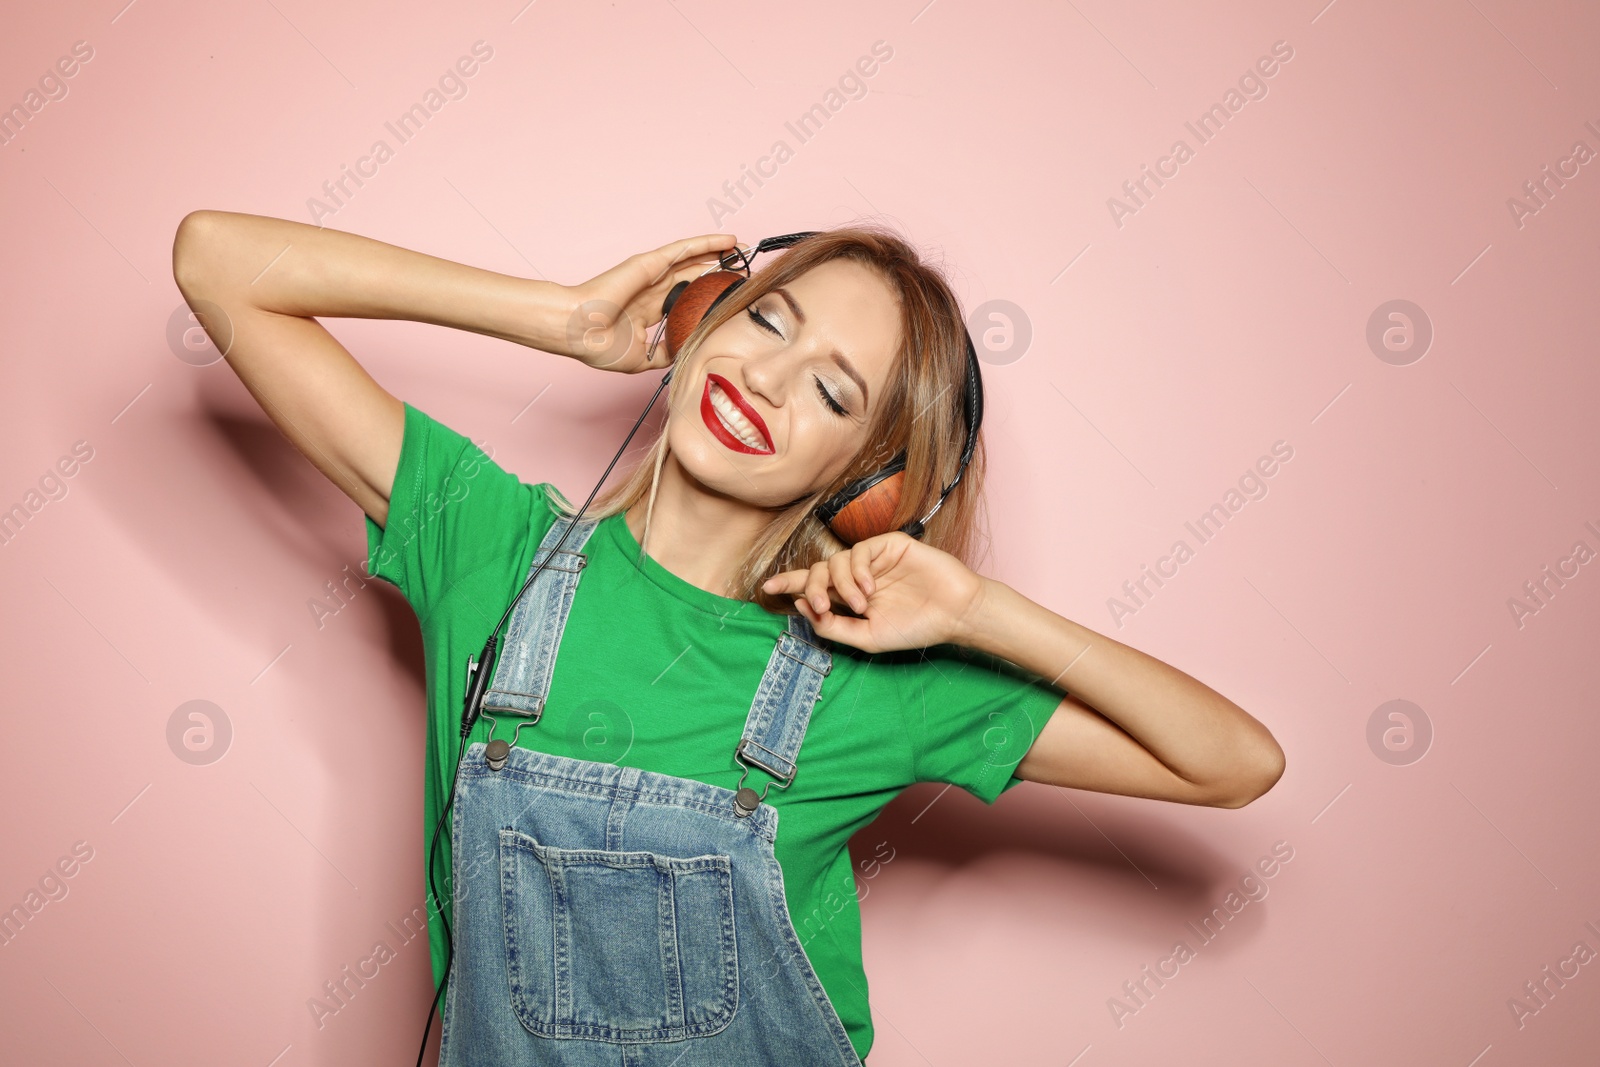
top-left (701, 374), bottom-right (773, 454)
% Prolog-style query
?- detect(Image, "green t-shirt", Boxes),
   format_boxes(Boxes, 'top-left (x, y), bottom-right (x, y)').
top-left (364, 401), bottom-right (1065, 1061)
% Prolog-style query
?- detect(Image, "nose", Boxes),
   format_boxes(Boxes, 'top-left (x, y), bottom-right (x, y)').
top-left (739, 346), bottom-right (796, 409)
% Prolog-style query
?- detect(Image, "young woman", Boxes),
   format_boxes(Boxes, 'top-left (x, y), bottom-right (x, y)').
top-left (171, 213), bottom-right (1284, 1066)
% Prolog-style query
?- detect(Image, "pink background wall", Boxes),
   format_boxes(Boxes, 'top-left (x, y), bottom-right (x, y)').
top-left (2, 1), bottom-right (1597, 1064)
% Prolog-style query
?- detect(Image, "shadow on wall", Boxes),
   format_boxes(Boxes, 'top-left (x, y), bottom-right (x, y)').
top-left (858, 780), bottom-right (1272, 960)
top-left (86, 388), bottom-right (386, 654)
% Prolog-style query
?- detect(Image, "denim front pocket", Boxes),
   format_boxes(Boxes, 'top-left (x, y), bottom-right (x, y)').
top-left (497, 827), bottom-right (740, 1043)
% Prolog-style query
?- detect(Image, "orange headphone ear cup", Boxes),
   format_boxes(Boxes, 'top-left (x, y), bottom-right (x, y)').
top-left (664, 271), bottom-right (746, 361)
top-left (824, 469), bottom-right (905, 544)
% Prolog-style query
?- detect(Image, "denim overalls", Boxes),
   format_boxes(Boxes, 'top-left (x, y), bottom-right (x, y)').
top-left (439, 515), bottom-right (867, 1066)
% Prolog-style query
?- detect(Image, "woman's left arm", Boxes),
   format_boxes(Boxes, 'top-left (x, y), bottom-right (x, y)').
top-left (764, 533), bottom-right (1286, 809)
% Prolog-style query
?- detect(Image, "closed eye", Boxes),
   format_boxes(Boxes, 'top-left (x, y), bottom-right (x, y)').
top-left (814, 375), bottom-right (847, 416)
top-left (747, 303), bottom-right (780, 336)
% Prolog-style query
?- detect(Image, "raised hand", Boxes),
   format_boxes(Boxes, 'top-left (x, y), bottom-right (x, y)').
top-left (558, 233), bottom-right (742, 373)
top-left (761, 532), bottom-right (991, 654)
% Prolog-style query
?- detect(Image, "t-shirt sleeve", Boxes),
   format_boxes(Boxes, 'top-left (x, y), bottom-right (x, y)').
top-left (894, 644), bottom-right (1065, 804)
top-left (362, 401), bottom-right (551, 626)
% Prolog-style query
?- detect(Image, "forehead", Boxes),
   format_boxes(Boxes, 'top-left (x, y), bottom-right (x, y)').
top-left (782, 259), bottom-right (902, 381)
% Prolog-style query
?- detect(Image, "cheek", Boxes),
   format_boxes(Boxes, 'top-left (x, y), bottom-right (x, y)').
top-left (788, 415), bottom-right (859, 479)
top-left (784, 420), bottom-right (880, 508)
top-left (664, 412), bottom-right (719, 470)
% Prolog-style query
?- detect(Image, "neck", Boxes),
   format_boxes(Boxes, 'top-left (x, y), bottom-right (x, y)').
top-left (624, 453), bottom-right (775, 600)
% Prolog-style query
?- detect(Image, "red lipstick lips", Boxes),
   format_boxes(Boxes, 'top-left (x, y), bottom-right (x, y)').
top-left (701, 373), bottom-right (773, 454)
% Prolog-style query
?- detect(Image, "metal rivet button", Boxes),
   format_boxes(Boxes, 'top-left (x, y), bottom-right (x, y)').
top-left (733, 786), bottom-right (760, 819)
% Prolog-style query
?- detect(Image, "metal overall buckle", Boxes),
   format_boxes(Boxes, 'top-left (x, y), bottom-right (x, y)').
top-left (731, 737), bottom-right (795, 818)
top-left (478, 545), bottom-right (588, 771)
top-left (481, 708), bottom-right (543, 772)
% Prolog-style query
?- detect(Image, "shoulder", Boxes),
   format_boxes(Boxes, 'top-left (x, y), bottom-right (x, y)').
top-left (366, 401), bottom-right (569, 620)
top-left (393, 401), bottom-right (564, 523)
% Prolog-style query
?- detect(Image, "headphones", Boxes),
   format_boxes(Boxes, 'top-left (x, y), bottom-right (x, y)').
top-left (657, 231), bottom-right (985, 544)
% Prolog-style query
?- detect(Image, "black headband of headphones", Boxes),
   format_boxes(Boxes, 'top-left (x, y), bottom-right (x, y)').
top-left (677, 231), bottom-right (985, 540)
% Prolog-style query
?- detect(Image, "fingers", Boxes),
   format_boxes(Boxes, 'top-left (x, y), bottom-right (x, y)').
top-left (763, 548), bottom-right (878, 613)
top-left (662, 233), bottom-right (740, 258)
top-left (850, 541), bottom-right (876, 598)
top-left (793, 595), bottom-right (873, 649)
top-left (641, 234), bottom-right (741, 282)
top-left (760, 561), bottom-right (841, 616)
top-left (802, 560), bottom-right (833, 617)
top-left (762, 570), bottom-right (808, 596)
top-left (829, 551), bottom-right (867, 614)
top-left (791, 593), bottom-right (817, 622)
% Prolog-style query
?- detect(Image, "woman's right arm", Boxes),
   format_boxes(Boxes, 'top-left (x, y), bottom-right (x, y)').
top-left (169, 210), bottom-right (736, 527)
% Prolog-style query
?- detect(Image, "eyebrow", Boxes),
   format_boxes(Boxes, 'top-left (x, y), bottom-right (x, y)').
top-left (773, 286), bottom-right (871, 409)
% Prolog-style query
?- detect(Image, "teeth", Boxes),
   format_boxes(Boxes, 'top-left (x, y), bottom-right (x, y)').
top-left (710, 383), bottom-right (769, 451)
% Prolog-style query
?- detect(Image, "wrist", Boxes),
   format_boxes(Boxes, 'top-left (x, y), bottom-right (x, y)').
top-left (499, 278), bottom-right (575, 355)
top-left (952, 576), bottom-right (1012, 652)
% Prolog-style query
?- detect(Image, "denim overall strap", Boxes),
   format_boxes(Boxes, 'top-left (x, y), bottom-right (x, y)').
top-left (481, 514), bottom-right (601, 723)
top-left (731, 612), bottom-right (833, 817)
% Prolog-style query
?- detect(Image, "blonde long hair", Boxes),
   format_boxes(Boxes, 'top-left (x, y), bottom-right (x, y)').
top-left (550, 224), bottom-right (988, 614)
